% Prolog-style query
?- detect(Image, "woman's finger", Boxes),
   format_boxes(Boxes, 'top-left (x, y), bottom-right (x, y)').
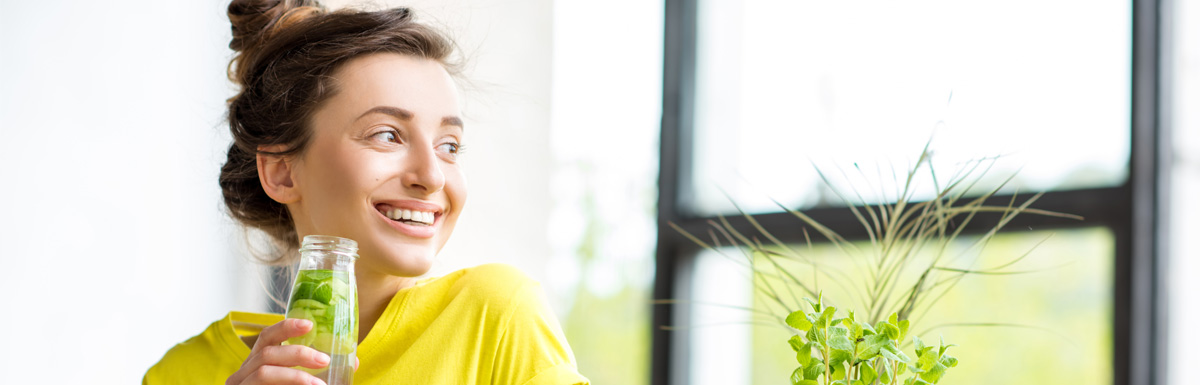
top-left (240, 365), bottom-right (326, 385)
top-left (252, 319), bottom-right (313, 351)
top-left (247, 344), bottom-right (331, 370)
top-left (228, 319), bottom-right (320, 385)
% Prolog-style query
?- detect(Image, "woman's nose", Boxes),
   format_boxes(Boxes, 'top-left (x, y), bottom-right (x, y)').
top-left (401, 144), bottom-right (445, 195)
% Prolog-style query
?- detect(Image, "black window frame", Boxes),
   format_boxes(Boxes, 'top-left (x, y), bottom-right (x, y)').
top-left (652, 0), bottom-right (1170, 384)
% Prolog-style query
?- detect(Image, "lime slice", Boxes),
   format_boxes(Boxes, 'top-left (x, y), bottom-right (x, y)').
top-left (312, 282), bottom-right (333, 304)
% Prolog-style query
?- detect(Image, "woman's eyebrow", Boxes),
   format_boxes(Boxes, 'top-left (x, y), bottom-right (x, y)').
top-left (357, 106), bottom-right (463, 130)
top-left (357, 106), bottom-right (413, 121)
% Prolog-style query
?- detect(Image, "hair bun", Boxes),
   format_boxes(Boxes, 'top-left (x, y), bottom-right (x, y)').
top-left (227, 0), bottom-right (325, 52)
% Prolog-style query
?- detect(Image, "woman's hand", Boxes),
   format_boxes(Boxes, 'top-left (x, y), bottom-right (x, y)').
top-left (226, 318), bottom-right (356, 385)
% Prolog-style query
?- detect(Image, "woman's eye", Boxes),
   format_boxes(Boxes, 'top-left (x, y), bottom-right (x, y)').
top-left (437, 142), bottom-right (460, 154)
top-left (370, 130), bottom-right (400, 144)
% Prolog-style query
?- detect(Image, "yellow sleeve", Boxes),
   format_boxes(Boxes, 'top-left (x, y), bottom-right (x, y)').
top-left (142, 327), bottom-right (243, 385)
top-left (490, 277), bottom-right (590, 385)
top-left (143, 312), bottom-right (279, 385)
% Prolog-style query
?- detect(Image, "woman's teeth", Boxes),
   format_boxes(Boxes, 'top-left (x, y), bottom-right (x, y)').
top-left (385, 208), bottom-right (435, 225)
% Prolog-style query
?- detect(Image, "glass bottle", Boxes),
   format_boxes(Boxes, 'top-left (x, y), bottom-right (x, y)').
top-left (284, 235), bottom-right (359, 385)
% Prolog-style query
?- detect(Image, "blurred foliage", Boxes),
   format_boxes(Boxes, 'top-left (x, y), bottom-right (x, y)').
top-left (558, 161), bottom-right (653, 385)
top-left (565, 285), bottom-right (651, 384)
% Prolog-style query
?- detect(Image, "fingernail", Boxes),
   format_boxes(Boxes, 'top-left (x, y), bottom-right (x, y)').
top-left (311, 378), bottom-right (327, 385)
top-left (315, 352), bottom-right (330, 365)
top-left (296, 319), bottom-right (312, 328)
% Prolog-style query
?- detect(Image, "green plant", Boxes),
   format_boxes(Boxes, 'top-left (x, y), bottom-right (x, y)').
top-left (784, 293), bottom-right (958, 385)
top-left (671, 142), bottom-right (1078, 384)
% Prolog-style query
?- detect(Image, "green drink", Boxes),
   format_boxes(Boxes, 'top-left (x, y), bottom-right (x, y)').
top-left (284, 236), bottom-right (359, 385)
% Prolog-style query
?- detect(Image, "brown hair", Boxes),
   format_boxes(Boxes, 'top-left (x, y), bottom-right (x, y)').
top-left (220, 0), bottom-right (459, 264)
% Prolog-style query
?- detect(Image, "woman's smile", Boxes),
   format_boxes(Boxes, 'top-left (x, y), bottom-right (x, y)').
top-left (374, 200), bottom-right (444, 239)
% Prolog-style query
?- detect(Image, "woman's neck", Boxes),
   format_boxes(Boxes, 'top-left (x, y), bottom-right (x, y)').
top-left (353, 267), bottom-right (417, 343)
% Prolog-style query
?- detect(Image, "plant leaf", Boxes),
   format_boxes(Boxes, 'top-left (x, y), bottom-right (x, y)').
top-left (860, 363), bottom-right (878, 385)
top-left (847, 319), bottom-right (864, 340)
top-left (912, 336), bottom-right (927, 353)
top-left (881, 343), bottom-right (912, 363)
top-left (917, 348), bottom-right (937, 370)
top-left (940, 354), bottom-right (958, 368)
top-left (787, 310), bottom-right (813, 331)
top-left (816, 306), bottom-right (837, 328)
top-left (830, 349), bottom-right (854, 382)
top-left (790, 336), bottom-right (818, 365)
top-left (906, 376), bottom-right (932, 385)
top-left (856, 333), bottom-right (891, 361)
top-left (938, 337), bottom-right (955, 357)
top-left (791, 367), bottom-right (820, 385)
top-left (803, 361), bottom-right (824, 380)
top-left (876, 320), bottom-right (901, 340)
top-left (796, 341), bottom-right (815, 364)
top-left (807, 327), bottom-right (825, 347)
top-left (789, 335), bottom-right (805, 352)
top-left (829, 326), bottom-right (855, 351)
top-left (830, 359), bottom-right (849, 380)
top-left (918, 360), bottom-right (949, 384)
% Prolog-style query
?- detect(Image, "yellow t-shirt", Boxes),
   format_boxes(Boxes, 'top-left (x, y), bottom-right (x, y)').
top-left (144, 263), bottom-right (589, 384)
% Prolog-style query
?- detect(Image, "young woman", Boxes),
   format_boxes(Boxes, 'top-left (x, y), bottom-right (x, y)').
top-left (143, 1), bottom-right (588, 384)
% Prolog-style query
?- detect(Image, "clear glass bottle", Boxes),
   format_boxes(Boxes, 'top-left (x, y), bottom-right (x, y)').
top-left (284, 235), bottom-right (359, 385)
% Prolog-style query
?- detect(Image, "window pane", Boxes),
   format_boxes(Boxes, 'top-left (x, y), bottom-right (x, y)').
top-left (688, 0), bottom-right (1131, 216)
top-left (550, 1), bottom-right (663, 384)
top-left (688, 227), bottom-right (1113, 384)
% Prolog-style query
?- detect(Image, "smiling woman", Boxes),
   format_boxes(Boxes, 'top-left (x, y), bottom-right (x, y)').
top-left (142, 1), bottom-right (588, 384)
top-left (275, 54), bottom-right (466, 283)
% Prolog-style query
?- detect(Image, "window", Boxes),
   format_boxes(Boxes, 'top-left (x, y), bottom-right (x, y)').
top-left (688, 0), bottom-right (1130, 217)
top-left (654, 0), bottom-right (1166, 384)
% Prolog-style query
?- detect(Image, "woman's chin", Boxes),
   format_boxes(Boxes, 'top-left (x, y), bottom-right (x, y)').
top-left (380, 253), bottom-right (435, 277)
top-left (389, 257), bottom-right (434, 277)
top-left (354, 243), bottom-right (437, 277)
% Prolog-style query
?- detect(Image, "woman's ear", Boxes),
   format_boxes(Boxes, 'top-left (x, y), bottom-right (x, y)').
top-left (257, 145), bottom-right (300, 204)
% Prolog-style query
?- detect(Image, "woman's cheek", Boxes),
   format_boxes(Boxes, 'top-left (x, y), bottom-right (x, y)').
top-left (448, 168), bottom-right (467, 210)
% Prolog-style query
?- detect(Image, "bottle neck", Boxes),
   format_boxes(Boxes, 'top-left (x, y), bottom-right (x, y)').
top-left (298, 250), bottom-right (357, 271)
top-left (299, 235), bottom-right (359, 272)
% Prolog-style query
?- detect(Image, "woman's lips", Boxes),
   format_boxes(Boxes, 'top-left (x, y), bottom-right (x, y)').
top-left (375, 202), bottom-right (442, 239)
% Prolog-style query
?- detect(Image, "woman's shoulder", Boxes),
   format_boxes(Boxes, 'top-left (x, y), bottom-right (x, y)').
top-left (144, 311), bottom-right (276, 384)
top-left (458, 262), bottom-right (535, 287)
top-left (438, 264), bottom-right (589, 384)
top-left (425, 263), bottom-right (541, 307)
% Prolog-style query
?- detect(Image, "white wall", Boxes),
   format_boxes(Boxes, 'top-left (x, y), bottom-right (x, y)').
top-left (0, 0), bottom-right (263, 382)
top-left (0, 0), bottom-right (556, 383)
top-left (1169, 1), bottom-right (1200, 383)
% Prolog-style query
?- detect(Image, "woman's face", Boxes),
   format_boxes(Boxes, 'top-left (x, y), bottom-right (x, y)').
top-left (286, 53), bottom-right (466, 277)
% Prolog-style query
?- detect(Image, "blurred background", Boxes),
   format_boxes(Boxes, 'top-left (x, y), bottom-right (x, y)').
top-left (0, 0), bottom-right (1194, 384)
